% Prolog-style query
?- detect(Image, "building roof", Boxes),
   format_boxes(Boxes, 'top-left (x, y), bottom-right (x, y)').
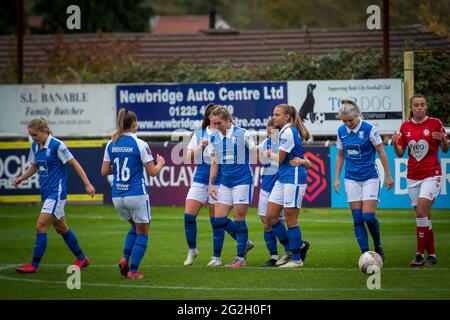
top-left (150, 15), bottom-right (230, 34)
top-left (1, 25), bottom-right (449, 74)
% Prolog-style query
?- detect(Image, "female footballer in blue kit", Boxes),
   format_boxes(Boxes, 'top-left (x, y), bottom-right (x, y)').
top-left (13, 117), bottom-right (96, 273)
top-left (101, 108), bottom-right (165, 279)
top-left (208, 106), bottom-right (256, 268)
top-left (265, 104), bottom-right (311, 268)
top-left (334, 99), bottom-right (393, 260)
top-left (257, 119), bottom-right (311, 266)
top-left (183, 103), bottom-right (251, 266)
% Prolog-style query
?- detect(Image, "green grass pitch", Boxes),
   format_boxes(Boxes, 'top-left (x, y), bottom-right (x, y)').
top-left (0, 204), bottom-right (449, 300)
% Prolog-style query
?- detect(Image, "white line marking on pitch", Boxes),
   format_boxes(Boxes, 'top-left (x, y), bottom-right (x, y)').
top-left (1, 264), bottom-right (449, 293)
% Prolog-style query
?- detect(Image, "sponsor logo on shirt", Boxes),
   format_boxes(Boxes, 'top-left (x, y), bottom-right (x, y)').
top-left (145, 146), bottom-right (152, 156)
top-left (408, 139), bottom-right (429, 161)
top-left (116, 183), bottom-right (129, 190)
top-left (345, 144), bottom-right (361, 159)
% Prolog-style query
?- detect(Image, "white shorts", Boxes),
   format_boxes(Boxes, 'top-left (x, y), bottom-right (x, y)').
top-left (344, 178), bottom-right (380, 202)
top-left (258, 189), bottom-right (285, 218)
top-left (41, 199), bottom-right (66, 220)
top-left (268, 181), bottom-right (306, 209)
top-left (407, 176), bottom-right (441, 206)
top-left (112, 195), bottom-right (151, 224)
top-left (216, 184), bottom-right (254, 206)
top-left (186, 182), bottom-right (217, 205)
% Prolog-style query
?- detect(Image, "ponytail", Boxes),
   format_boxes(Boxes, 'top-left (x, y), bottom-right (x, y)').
top-left (112, 108), bottom-right (137, 143)
top-left (275, 104), bottom-right (311, 141)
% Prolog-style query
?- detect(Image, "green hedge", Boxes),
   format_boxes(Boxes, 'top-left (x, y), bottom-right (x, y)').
top-left (2, 44), bottom-right (449, 125)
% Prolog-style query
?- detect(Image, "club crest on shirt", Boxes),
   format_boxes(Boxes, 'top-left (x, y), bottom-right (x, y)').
top-left (232, 136), bottom-right (237, 144)
top-left (358, 131), bottom-right (364, 140)
top-left (406, 131), bottom-right (411, 137)
top-left (46, 148), bottom-right (51, 157)
top-left (423, 129), bottom-right (430, 136)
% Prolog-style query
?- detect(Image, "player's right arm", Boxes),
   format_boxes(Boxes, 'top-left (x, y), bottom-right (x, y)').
top-left (208, 155), bottom-right (219, 200)
top-left (145, 154), bottom-right (165, 177)
top-left (334, 149), bottom-right (344, 194)
top-left (391, 127), bottom-right (406, 157)
top-left (13, 164), bottom-right (38, 187)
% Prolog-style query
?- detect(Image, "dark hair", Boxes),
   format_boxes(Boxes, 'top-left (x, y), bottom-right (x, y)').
top-left (112, 108), bottom-right (137, 143)
top-left (202, 103), bottom-right (217, 129)
top-left (275, 104), bottom-right (311, 141)
top-left (409, 94), bottom-right (427, 106)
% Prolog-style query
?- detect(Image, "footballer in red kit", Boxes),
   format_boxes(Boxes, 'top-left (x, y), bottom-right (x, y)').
top-left (392, 94), bottom-right (449, 267)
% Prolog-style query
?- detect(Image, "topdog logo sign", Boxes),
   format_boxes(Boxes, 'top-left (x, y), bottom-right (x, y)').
top-left (304, 151), bottom-right (328, 203)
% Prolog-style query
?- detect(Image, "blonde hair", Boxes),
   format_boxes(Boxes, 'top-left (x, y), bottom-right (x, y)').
top-left (275, 104), bottom-right (310, 141)
top-left (339, 98), bottom-right (363, 119)
top-left (112, 108), bottom-right (137, 143)
top-left (27, 117), bottom-right (51, 135)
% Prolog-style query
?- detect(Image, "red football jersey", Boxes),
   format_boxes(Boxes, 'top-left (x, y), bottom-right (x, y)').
top-left (397, 116), bottom-right (448, 180)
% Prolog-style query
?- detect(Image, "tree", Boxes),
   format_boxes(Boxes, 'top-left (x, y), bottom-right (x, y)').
top-left (33, 0), bottom-right (153, 33)
top-left (0, 0), bottom-right (18, 35)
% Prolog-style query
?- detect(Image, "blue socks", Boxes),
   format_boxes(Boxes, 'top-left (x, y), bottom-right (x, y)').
top-left (223, 217), bottom-right (237, 240)
top-left (123, 226), bottom-right (137, 261)
top-left (352, 209), bottom-right (369, 253)
top-left (287, 226), bottom-right (302, 261)
top-left (62, 229), bottom-right (85, 260)
top-left (32, 233), bottom-right (47, 267)
top-left (184, 213), bottom-right (197, 249)
top-left (130, 234), bottom-right (148, 273)
top-left (264, 230), bottom-right (278, 256)
top-left (235, 220), bottom-right (248, 258)
top-left (363, 212), bottom-right (381, 248)
top-left (270, 220), bottom-right (290, 252)
top-left (211, 217), bottom-right (226, 258)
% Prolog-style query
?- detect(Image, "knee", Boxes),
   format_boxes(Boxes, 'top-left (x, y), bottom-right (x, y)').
top-left (54, 225), bottom-right (68, 235)
top-left (35, 222), bottom-right (48, 233)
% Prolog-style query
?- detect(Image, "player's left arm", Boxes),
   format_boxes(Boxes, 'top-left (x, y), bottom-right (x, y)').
top-left (371, 127), bottom-right (393, 190)
top-left (432, 122), bottom-right (449, 153)
top-left (68, 158), bottom-right (96, 197)
top-left (375, 143), bottom-right (394, 190)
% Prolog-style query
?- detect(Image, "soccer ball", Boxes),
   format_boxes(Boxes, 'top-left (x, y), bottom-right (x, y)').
top-left (358, 251), bottom-right (383, 274)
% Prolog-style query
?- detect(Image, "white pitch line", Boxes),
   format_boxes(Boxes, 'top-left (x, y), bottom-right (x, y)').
top-left (0, 263), bottom-right (448, 272)
top-left (1, 265), bottom-right (449, 293)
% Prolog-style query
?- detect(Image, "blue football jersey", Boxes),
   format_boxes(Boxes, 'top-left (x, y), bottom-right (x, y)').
top-left (104, 133), bottom-right (154, 197)
top-left (28, 135), bottom-right (73, 202)
top-left (188, 127), bottom-right (222, 185)
top-left (337, 120), bottom-right (382, 181)
top-left (278, 124), bottom-right (307, 184)
top-left (211, 125), bottom-right (254, 188)
top-left (258, 138), bottom-right (279, 193)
